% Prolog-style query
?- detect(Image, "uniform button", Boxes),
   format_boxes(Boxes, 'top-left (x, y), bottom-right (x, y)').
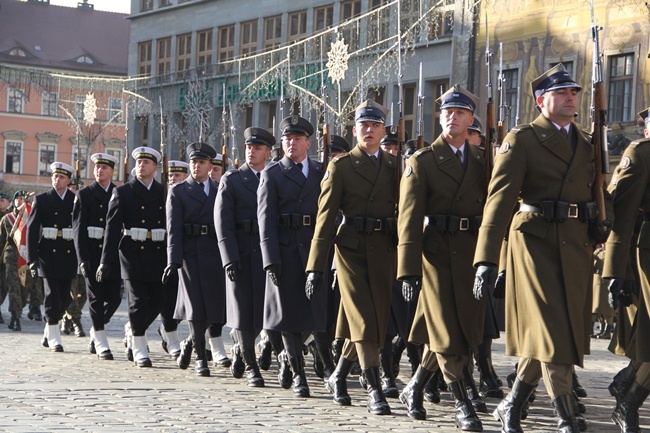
top-left (141, 220), bottom-right (145, 223)
top-left (54, 224), bottom-right (58, 228)
top-left (298, 200), bottom-right (303, 203)
top-left (99, 218), bottom-right (104, 222)
top-left (452, 251), bottom-right (457, 255)
top-left (100, 205), bottom-right (103, 208)
top-left (157, 246), bottom-right (161, 250)
top-left (562, 241), bottom-right (566, 245)
top-left (141, 246), bottom-right (145, 250)
top-left (141, 206), bottom-right (145, 210)
top-left (370, 198), bottom-right (374, 202)
top-left (159, 206), bottom-right (163, 210)
top-left (99, 244), bottom-right (102, 248)
top-left (67, 250), bottom-right (70, 253)
top-left (456, 198), bottom-right (460, 201)
top-left (588, 182), bottom-right (593, 188)
top-left (53, 249), bottom-right (56, 253)
top-left (369, 247), bottom-right (374, 251)
top-left (54, 212), bottom-right (58, 215)
top-left (299, 243), bottom-right (303, 247)
top-left (157, 220), bottom-right (161, 224)
top-left (584, 242), bottom-right (588, 247)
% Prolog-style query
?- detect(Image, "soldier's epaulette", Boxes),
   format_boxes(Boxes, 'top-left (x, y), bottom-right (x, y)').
top-left (413, 147), bottom-right (432, 158)
top-left (222, 170), bottom-right (237, 178)
top-left (510, 125), bottom-right (532, 133)
top-left (630, 138), bottom-right (650, 148)
top-left (331, 153), bottom-right (350, 164)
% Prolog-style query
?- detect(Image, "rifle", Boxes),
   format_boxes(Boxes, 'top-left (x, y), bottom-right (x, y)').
top-left (75, 133), bottom-right (84, 190)
top-left (320, 47), bottom-right (331, 165)
top-left (416, 62), bottom-right (425, 150)
top-left (590, 0), bottom-right (610, 227)
top-left (395, 0), bottom-right (405, 205)
top-left (221, 83), bottom-right (229, 172)
top-left (484, 12), bottom-right (496, 189)
top-left (159, 96), bottom-right (169, 200)
top-left (228, 101), bottom-right (237, 172)
top-left (123, 100), bottom-right (129, 183)
top-left (496, 42), bottom-right (507, 146)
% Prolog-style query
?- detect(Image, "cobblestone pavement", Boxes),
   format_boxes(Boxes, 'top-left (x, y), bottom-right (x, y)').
top-left (0, 301), bottom-right (645, 432)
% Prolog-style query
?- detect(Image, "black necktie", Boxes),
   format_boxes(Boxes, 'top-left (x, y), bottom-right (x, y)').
top-left (197, 182), bottom-right (205, 195)
top-left (456, 149), bottom-right (467, 172)
top-left (296, 162), bottom-right (305, 178)
top-left (369, 155), bottom-right (379, 171)
top-left (256, 172), bottom-right (261, 180)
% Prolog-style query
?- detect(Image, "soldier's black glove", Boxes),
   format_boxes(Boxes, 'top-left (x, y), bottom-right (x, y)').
top-left (225, 261), bottom-right (241, 282)
top-left (474, 263), bottom-right (497, 301)
top-left (493, 271), bottom-right (506, 299)
top-left (162, 263), bottom-right (180, 285)
top-left (79, 262), bottom-right (91, 279)
top-left (96, 263), bottom-right (110, 283)
top-left (589, 219), bottom-right (612, 244)
top-left (28, 262), bottom-right (38, 279)
top-left (267, 264), bottom-right (281, 287)
top-left (625, 279), bottom-right (639, 297)
top-left (401, 276), bottom-right (421, 302)
top-left (305, 271), bottom-right (323, 300)
top-left (331, 270), bottom-right (338, 291)
top-left (608, 278), bottom-right (623, 309)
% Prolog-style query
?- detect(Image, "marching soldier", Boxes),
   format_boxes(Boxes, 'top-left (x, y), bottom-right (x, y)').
top-left (215, 126), bottom-right (273, 387)
top-left (209, 153), bottom-right (225, 182)
top-left (72, 153), bottom-right (121, 360)
top-left (258, 115), bottom-right (326, 397)
top-left (602, 107), bottom-right (650, 433)
top-left (473, 64), bottom-right (611, 433)
top-left (27, 162), bottom-right (78, 352)
top-left (306, 100), bottom-right (397, 415)
top-left (397, 86), bottom-right (487, 430)
top-left (97, 147), bottom-right (166, 367)
top-left (157, 160), bottom-right (189, 359)
top-left (163, 142), bottom-right (224, 377)
top-left (466, 116), bottom-right (484, 147)
top-left (0, 192), bottom-right (10, 323)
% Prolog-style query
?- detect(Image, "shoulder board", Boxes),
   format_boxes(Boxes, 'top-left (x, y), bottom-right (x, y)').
top-left (510, 125), bottom-right (532, 133)
top-left (331, 153), bottom-right (350, 163)
top-left (413, 147), bottom-right (432, 158)
top-left (630, 138), bottom-right (650, 148)
top-left (223, 170), bottom-right (237, 177)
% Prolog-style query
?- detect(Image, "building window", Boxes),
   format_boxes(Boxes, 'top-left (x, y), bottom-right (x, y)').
top-left (196, 29), bottom-right (213, 67)
top-left (75, 94), bottom-right (85, 120)
top-left (429, 0), bottom-right (454, 40)
top-left (403, 84), bottom-right (416, 140)
top-left (265, 101), bottom-right (277, 132)
top-left (218, 25), bottom-right (235, 72)
top-left (368, 0), bottom-right (390, 48)
top-left (140, 0), bottom-right (153, 12)
top-left (138, 41), bottom-right (152, 77)
top-left (9, 48), bottom-right (27, 57)
top-left (288, 10), bottom-right (307, 42)
top-left (72, 145), bottom-right (89, 180)
top-left (499, 69), bottom-right (519, 130)
top-left (264, 15), bottom-right (282, 64)
top-left (241, 20), bottom-right (258, 56)
top-left (401, 0), bottom-right (421, 41)
top-left (108, 98), bottom-right (123, 122)
top-left (106, 148), bottom-right (123, 181)
top-left (5, 141), bottom-right (22, 174)
top-left (608, 53), bottom-right (634, 123)
top-left (138, 116), bottom-right (149, 147)
top-left (177, 33), bottom-right (192, 72)
top-left (42, 90), bottom-right (58, 117)
top-left (157, 37), bottom-right (171, 76)
top-left (76, 55), bottom-right (94, 64)
top-left (39, 143), bottom-right (56, 176)
top-left (159, 0), bottom-right (171, 6)
top-left (314, 5), bottom-right (333, 58)
top-left (431, 80), bottom-right (449, 138)
top-left (340, 0), bottom-right (361, 51)
top-left (7, 88), bottom-right (24, 113)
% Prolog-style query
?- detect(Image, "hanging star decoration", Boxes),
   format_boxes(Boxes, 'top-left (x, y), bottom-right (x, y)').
top-left (83, 92), bottom-right (97, 126)
top-left (326, 36), bottom-right (350, 85)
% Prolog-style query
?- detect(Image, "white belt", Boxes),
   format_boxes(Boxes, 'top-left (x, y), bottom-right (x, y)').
top-left (123, 227), bottom-right (166, 242)
top-left (87, 226), bottom-right (104, 239)
top-left (42, 227), bottom-right (74, 240)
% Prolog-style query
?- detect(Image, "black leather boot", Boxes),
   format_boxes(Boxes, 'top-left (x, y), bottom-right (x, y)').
top-left (326, 356), bottom-right (353, 405)
top-left (612, 380), bottom-right (650, 433)
top-left (449, 379), bottom-right (483, 431)
top-left (478, 356), bottom-right (504, 398)
top-left (554, 394), bottom-right (581, 433)
top-left (242, 349), bottom-right (264, 387)
top-left (256, 337), bottom-right (273, 371)
top-left (8, 313), bottom-right (16, 330)
top-left (71, 317), bottom-right (85, 337)
top-left (392, 337), bottom-right (406, 377)
top-left (380, 344), bottom-right (398, 398)
top-left (318, 342), bottom-right (335, 380)
top-left (177, 338), bottom-right (193, 370)
top-left (399, 365), bottom-right (434, 420)
top-left (364, 366), bottom-right (391, 415)
top-left (229, 343), bottom-right (245, 379)
top-left (289, 355), bottom-right (310, 397)
top-left (332, 338), bottom-right (344, 365)
top-left (572, 372), bottom-right (587, 398)
top-left (610, 363), bottom-right (638, 405)
top-left (277, 351), bottom-right (293, 389)
top-left (307, 341), bottom-right (324, 379)
top-left (193, 339), bottom-right (210, 377)
top-left (493, 378), bottom-right (536, 433)
top-left (464, 365), bottom-right (488, 413)
top-left (406, 342), bottom-right (422, 377)
top-left (424, 368), bottom-right (442, 403)
top-left (597, 324), bottom-right (612, 339)
top-left (10, 311), bottom-right (21, 331)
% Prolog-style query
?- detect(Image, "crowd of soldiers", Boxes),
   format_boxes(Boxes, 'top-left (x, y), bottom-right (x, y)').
top-left (2, 63), bottom-right (650, 433)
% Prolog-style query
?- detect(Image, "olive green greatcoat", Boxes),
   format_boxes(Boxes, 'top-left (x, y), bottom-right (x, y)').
top-left (397, 137), bottom-right (487, 356)
top-left (474, 114), bottom-right (610, 367)
top-left (604, 139), bottom-right (650, 362)
top-left (306, 145), bottom-right (397, 345)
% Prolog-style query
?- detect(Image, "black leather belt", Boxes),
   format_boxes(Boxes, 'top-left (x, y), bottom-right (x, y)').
top-left (278, 213), bottom-right (316, 228)
top-left (183, 224), bottom-right (216, 236)
top-left (341, 216), bottom-right (397, 235)
top-left (519, 201), bottom-right (596, 222)
top-left (235, 219), bottom-right (259, 235)
top-left (424, 214), bottom-right (482, 234)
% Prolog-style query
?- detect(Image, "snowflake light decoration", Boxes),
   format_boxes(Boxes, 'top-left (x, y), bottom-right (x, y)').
top-left (326, 36), bottom-right (350, 85)
top-left (83, 92), bottom-right (97, 126)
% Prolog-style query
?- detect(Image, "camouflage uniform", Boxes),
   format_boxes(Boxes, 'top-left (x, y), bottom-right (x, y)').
top-left (62, 274), bottom-right (87, 336)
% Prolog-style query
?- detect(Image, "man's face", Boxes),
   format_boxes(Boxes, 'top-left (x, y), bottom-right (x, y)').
top-left (246, 144), bottom-right (270, 168)
top-left (209, 165), bottom-right (223, 181)
top-left (52, 173), bottom-right (71, 191)
top-left (168, 171), bottom-right (188, 185)
top-left (537, 88), bottom-right (579, 125)
top-left (644, 125), bottom-right (650, 139)
top-left (381, 143), bottom-right (398, 155)
top-left (440, 108), bottom-right (474, 139)
top-left (136, 158), bottom-right (157, 179)
top-left (353, 121), bottom-right (385, 148)
top-left (14, 196), bottom-right (24, 209)
top-left (466, 130), bottom-right (482, 147)
top-left (282, 133), bottom-right (311, 162)
top-left (0, 198), bottom-right (9, 212)
top-left (94, 163), bottom-right (114, 184)
top-left (190, 158), bottom-right (211, 182)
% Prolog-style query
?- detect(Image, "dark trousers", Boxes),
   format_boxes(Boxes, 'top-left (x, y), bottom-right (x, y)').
top-left (189, 320), bottom-right (208, 360)
top-left (208, 322), bottom-right (224, 338)
top-left (43, 278), bottom-right (72, 325)
top-left (160, 273), bottom-right (179, 332)
top-left (235, 328), bottom-right (260, 353)
top-left (124, 279), bottom-right (163, 336)
top-left (85, 276), bottom-right (121, 331)
top-left (282, 331), bottom-right (303, 357)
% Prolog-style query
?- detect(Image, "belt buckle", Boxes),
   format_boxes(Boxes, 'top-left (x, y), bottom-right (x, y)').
top-left (200, 225), bottom-right (208, 235)
top-left (302, 215), bottom-right (311, 226)
top-left (459, 218), bottom-right (470, 231)
top-left (374, 219), bottom-right (383, 232)
top-left (568, 204), bottom-right (578, 219)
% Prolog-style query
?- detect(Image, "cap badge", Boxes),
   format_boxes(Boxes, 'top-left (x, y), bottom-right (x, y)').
top-left (291, 116), bottom-right (299, 125)
top-left (390, 126), bottom-right (398, 134)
